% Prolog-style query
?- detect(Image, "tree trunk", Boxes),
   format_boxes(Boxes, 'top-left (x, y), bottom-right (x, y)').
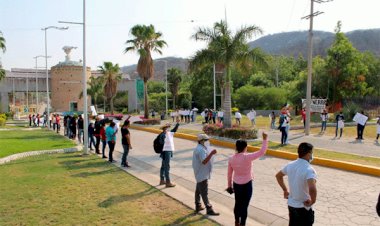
top-left (173, 95), bottom-right (176, 110)
top-left (110, 97), bottom-right (114, 115)
top-left (223, 81), bottom-right (232, 128)
top-left (144, 81), bottom-right (149, 119)
top-left (220, 86), bottom-right (224, 110)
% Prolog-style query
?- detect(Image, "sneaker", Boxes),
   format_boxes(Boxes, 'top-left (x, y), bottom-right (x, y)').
top-left (165, 182), bottom-right (176, 188)
top-left (206, 208), bottom-right (220, 216)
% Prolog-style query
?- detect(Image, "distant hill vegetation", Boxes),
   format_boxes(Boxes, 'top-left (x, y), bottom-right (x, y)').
top-left (248, 29), bottom-right (380, 57)
top-left (122, 29), bottom-right (380, 81)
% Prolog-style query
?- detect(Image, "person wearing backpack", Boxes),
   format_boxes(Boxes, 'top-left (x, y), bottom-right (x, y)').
top-left (158, 119), bottom-right (180, 187)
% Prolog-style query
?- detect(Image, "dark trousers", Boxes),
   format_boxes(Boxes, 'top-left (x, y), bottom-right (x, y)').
top-left (335, 124), bottom-right (343, 137)
top-left (195, 179), bottom-right (211, 208)
top-left (357, 124), bottom-right (365, 139)
top-left (233, 181), bottom-right (252, 226)
top-left (108, 141), bottom-right (115, 162)
top-left (280, 127), bottom-right (287, 144)
top-left (121, 144), bottom-right (130, 166)
top-left (88, 135), bottom-right (96, 149)
top-left (288, 206), bottom-right (314, 226)
top-left (95, 136), bottom-right (101, 153)
top-left (101, 140), bottom-right (107, 157)
top-left (160, 151), bottom-right (172, 182)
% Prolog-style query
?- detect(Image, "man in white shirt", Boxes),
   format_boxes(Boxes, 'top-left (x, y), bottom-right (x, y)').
top-left (235, 111), bottom-right (242, 125)
top-left (275, 142), bottom-right (317, 226)
top-left (158, 119), bottom-right (180, 187)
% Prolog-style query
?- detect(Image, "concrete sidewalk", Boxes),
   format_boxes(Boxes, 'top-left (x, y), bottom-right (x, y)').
top-left (109, 128), bottom-right (380, 226)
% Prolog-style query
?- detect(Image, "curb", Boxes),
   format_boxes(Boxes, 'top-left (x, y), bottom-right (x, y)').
top-left (130, 125), bottom-right (380, 177)
top-left (0, 145), bottom-right (82, 165)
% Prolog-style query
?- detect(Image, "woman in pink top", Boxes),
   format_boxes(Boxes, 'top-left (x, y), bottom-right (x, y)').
top-left (227, 132), bottom-right (268, 226)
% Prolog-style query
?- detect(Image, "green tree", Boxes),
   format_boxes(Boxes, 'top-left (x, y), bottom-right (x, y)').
top-left (98, 62), bottom-right (121, 114)
top-left (326, 22), bottom-right (369, 104)
top-left (0, 31), bottom-right (6, 81)
top-left (79, 76), bottom-right (104, 109)
top-left (147, 81), bottom-right (165, 94)
top-left (124, 24), bottom-right (167, 118)
top-left (190, 20), bottom-right (263, 128)
top-left (167, 68), bottom-right (182, 109)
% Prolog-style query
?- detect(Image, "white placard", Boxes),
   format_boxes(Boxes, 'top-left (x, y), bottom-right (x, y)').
top-left (90, 105), bottom-right (97, 116)
top-left (217, 111), bottom-right (224, 117)
top-left (302, 99), bottom-right (327, 113)
top-left (338, 120), bottom-right (344, 129)
top-left (353, 113), bottom-right (368, 126)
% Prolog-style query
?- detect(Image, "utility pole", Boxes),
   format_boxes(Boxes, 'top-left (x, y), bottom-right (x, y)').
top-left (302, 0), bottom-right (331, 135)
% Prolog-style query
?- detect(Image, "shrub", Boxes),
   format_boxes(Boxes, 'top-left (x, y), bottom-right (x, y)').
top-left (342, 103), bottom-right (361, 122)
top-left (122, 108), bottom-right (129, 114)
top-left (203, 124), bottom-right (257, 139)
top-left (0, 118), bottom-right (5, 127)
top-left (134, 118), bottom-right (161, 125)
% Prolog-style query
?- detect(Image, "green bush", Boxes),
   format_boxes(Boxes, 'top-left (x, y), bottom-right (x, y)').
top-left (342, 103), bottom-right (361, 122)
top-left (149, 93), bottom-right (166, 112)
top-left (122, 108), bottom-right (129, 114)
top-left (203, 124), bottom-right (257, 139)
top-left (0, 118), bottom-right (5, 127)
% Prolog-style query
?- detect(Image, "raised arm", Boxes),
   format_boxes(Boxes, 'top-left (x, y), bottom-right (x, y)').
top-left (246, 132), bottom-right (268, 161)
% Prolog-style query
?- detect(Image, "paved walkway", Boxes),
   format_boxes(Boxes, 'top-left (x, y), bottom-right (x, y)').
top-left (112, 128), bottom-right (380, 226)
top-left (176, 122), bottom-right (380, 158)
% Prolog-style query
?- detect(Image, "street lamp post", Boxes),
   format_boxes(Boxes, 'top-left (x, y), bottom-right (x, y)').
top-left (41, 26), bottom-right (68, 129)
top-left (59, 0), bottom-right (88, 155)
top-left (155, 60), bottom-right (168, 117)
top-left (34, 55), bottom-right (50, 114)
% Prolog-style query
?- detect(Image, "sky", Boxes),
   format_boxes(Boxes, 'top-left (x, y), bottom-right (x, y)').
top-left (1, 0), bottom-right (379, 70)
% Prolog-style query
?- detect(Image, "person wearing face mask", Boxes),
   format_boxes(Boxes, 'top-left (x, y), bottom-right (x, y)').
top-left (276, 142), bottom-right (317, 226)
top-left (192, 134), bottom-right (219, 216)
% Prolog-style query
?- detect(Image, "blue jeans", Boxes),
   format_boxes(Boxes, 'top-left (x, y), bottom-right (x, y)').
top-left (321, 121), bottom-right (327, 131)
top-left (285, 125), bottom-right (290, 143)
top-left (121, 144), bottom-right (130, 166)
top-left (77, 129), bottom-right (84, 142)
top-left (271, 121), bottom-right (275, 130)
top-left (160, 151), bottom-right (173, 182)
top-left (88, 134), bottom-right (96, 149)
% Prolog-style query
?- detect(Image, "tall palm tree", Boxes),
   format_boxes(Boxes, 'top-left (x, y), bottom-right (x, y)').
top-left (167, 68), bottom-right (182, 109)
top-left (0, 31), bottom-right (6, 81)
top-left (79, 76), bottom-right (104, 109)
top-left (0, 31), bottom-right (5, 53)
top-left (124, 24), bottom-right (167, 118)
top-left (98, 62), bottom-right (121, 115)
top-left (190, 20), bottom-right (264, 128)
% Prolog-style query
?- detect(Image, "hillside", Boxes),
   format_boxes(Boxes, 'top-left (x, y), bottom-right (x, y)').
top-left (249, 29), bottom-right (380, 57)
top-left (121, 29), bottom-right (380, 81)
top-left (121, 57), bottom-right (189, 81)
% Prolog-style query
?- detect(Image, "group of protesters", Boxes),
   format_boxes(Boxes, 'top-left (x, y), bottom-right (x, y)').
top-left (201, 108), bottom-right (224, 124)
top-left (170, 109), bottom-right (197, 123)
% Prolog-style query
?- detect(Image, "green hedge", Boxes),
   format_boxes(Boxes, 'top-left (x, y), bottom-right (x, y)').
top-left (203, 124), bottom-right (257, 139)
top-left (0, 114), bottom-right (7, 127)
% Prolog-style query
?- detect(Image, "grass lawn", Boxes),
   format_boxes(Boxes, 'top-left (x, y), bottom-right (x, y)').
top-left (0, 153), bottom-right (218, 226)
top-left (0, 129), bottom-right (75, 158)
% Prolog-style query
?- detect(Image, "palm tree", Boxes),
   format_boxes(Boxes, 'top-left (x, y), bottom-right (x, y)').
top-left (0, 31), bottom-right (6, 81)
top-left (124, 24), bottom-right (167, 118)
top-left (98, 62), bottom-right (121, 115)
top-left (79, 76), bottom-right (104, 109)
top-left (0, 31), bottom-right (5, 53)
top-left (190, 20), bottom-right (264, 128)
top-left (167, 68), bottom-right (182, 109)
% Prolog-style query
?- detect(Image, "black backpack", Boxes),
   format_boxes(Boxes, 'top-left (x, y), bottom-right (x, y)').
top-left (153, 133), bottom-right (164, 154)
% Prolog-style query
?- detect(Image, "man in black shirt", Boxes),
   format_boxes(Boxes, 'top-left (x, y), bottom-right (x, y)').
top-left (121, 120), bottom-right (132, 167)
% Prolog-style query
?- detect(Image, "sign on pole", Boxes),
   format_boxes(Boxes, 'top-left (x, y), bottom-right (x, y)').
top-left (302, 99), bottom-right (327, 112)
